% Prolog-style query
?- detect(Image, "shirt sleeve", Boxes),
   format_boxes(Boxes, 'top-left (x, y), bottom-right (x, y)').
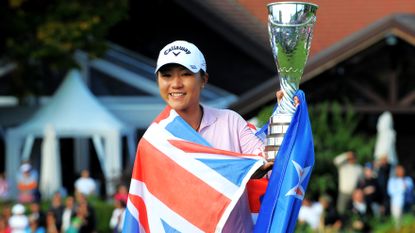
top-left (237, 115), bottom-right (265, 156)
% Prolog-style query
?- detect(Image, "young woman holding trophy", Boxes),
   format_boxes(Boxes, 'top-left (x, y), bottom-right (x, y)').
top-left (154, 40), bottom-right (276, 231)
top-left (123, 0), bottom-right (318, 231)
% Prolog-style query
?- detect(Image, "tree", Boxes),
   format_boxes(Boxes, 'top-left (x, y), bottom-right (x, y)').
top-left (0, 0), bottom-right (128, 103)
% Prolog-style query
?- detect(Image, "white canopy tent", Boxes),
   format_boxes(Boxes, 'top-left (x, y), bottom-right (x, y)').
top-left (5, 69), bottom-right (136, 199)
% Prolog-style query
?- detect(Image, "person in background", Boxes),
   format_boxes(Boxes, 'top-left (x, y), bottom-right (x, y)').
top-left (66, 202), bottom-right (95, 233)
top-left (113, 184), bottom-right (128, 205)
top-left (387, 165), bottom-right (414, 230)
top-left (44, 211), bottom-right (59, 233)
top-left (74, 170), bottom-right (96, 197)
top-left (8, 203), bottom-right (29, 233)
top-left (374, 154), bottom-right (392, 216)
top-left (357, 162), bottom-right (383, 217)
top-left (345, 188), bottom-right (372, 233)
top-left (28, 202), bottom-right (46, 229)
top-left (1, 205), bottom-right (12, 224)
top-left (60, 196), bottom-right (76, 233)
top-left (74, 193), bottom-right (96, 233)
top-left (297, 196), bottom-right (323, 231)
top-left (47, 192), bottom-right (64, 230)
top-left (333, 151), bottom-right (363, 215)
top-left (25, 215), bottom-right (46, 233)
top-left (0, 216), bottom-right (11, 233)
top-left (17, 163), bottom-right (39, 203)
top-left (0, 173), bottom-right (9, 201)
top-left (109, 198), bottom-right (126, 233)
top-left (318, 194), bottom-right (343, 232)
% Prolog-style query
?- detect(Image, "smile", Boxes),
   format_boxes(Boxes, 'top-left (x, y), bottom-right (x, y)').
top-left (169, 92), bottom-right (185, 97)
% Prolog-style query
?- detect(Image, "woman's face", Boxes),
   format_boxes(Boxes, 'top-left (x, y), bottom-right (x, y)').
top-left (157, 64), bottom-right (206, 114)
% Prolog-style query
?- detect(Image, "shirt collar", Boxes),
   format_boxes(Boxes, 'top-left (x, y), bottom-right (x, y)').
top-left (198, 105), bottom-right (217, 132)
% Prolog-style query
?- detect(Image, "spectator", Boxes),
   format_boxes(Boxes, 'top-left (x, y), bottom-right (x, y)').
top-left (60, 196), bottom-right (76, 233)
top-left (345, 188), bottom-right (372, 232)
top-left (74, 193), bottom-right (96, 233)
top-left (66, 202), bottom-right (95, 233)
top-left (374, 154), bottom-right (392, 216)
top-left (8, 203), bottom-right (28, 233)
top-left (113, 184), bottom-right (128, 204)
top-left (357, 162), bottom-right (383, 217)
top-left (0, 216), bottom-right (11, 233)
top-left (318, 194), bottom-right (343, 232)
top-left (17, 162), bottom-right (39, 203)
top-left (0, 173), bottom-right (9, 201)
top-left (28, 202), bottom-right (46, 229)
top-left (334, 151), bottom-right (363, 215)
top-left (1, 204), bottom-right (12, 223)
top-left (297, 196), bottom-right (323, 230)
top-left (74, 170), bottom-right (96, 197)
top-left (109, 198), bottom-right (126, 233)
top-left (387, 165), bottom-right (414, 229)
top-left (47, 192), bottom-right (64, 230)
top-left (25, 215), bottom-right (46, 233)
top-left (45, 211), bottom-right (59, 233)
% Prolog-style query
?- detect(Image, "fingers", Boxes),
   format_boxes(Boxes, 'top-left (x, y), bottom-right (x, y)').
top-left (276, 90), bottom-right (283, 104)
top-left (262, 161), bottom-right (274, 171)
top-left (251, 161), bottom-right (274, 179)
top-left (294, 96), bottom-right (300, 107)
top-left (275, 90), bottom-right (301, 107)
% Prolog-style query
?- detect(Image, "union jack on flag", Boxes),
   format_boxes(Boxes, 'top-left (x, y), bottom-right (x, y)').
top-left (122, 107), bottom-right (265, 233)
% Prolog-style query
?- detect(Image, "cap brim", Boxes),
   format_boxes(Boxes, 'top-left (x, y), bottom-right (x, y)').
top-left (155, 62), bottom-right (200, 74)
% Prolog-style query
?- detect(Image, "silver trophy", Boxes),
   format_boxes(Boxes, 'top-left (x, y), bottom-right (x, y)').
top-left (265, 2), bottom-right (318, 161)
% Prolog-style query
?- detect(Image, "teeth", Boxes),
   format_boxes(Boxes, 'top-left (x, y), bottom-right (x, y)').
top-left (170, 93), bottom-right (185, 97)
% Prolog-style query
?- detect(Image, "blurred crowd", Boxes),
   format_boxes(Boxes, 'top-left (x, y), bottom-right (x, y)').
top-left (0, 162), bottom-right (127, 233)
top-left (298, 152), bottom-right (414, 232)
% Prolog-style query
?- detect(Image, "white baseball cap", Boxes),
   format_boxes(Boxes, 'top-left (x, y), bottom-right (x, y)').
top-left (20, 163), bottom-right (31, 173)
top-left (12, 204), bottom-right (25, 215)
top-left (155, 40), bottom-right (207, 74)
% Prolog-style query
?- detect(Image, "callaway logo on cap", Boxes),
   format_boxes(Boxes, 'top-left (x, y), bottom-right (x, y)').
top-left (155, 40), bottom-right (207, 73)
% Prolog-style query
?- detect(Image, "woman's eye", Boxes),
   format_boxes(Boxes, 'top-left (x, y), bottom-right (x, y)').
top-left (160, 73), bottom-right (172, 78)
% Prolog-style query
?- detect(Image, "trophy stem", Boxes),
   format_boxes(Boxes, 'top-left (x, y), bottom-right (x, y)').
top-left (265, 114), bottom-right (292, 161)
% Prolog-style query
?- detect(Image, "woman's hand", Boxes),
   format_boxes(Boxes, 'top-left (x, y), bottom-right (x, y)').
top-left (275, 90), bottom-right (300, 107)
top-left (251, 161), bottom-right (274, 179)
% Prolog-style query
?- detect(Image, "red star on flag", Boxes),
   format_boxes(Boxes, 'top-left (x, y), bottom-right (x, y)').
top-left (285, 160), bottom-right (312, 200)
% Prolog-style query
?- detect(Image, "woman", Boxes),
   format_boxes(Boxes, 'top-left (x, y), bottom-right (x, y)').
top-left (155, 40), bottom-right (275, 232)
top-left (127, 40), bottom-right (285, 233)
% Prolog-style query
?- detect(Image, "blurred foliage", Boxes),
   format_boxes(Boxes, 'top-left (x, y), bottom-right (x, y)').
top-left (256, 101), bottom-right (375, 197)
top-left (294, 214), bottom-right (415, 232)
top-left (0, 0), bottom-right (129, 102)
top-left (372, 214), bottom-right (415, 233)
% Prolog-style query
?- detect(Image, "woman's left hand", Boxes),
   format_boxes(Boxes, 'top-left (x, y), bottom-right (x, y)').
top-left (251, 161), bottom-right (274, 179)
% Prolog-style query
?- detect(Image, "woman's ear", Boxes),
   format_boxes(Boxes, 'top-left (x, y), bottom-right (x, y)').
top-left (203, 72), bottom-right (209, 85)
top-left (201, 73), bottom-right (208, 89)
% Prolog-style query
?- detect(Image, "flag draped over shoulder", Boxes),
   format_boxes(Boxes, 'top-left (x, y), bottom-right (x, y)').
top-left (254, 90), bottom-right (315, 233)
top-left (122, 107), bottom-right (265, 233)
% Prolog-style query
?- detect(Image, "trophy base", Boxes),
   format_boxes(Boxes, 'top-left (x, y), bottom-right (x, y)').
top-left (265, 114), bottom-right (292, 161)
